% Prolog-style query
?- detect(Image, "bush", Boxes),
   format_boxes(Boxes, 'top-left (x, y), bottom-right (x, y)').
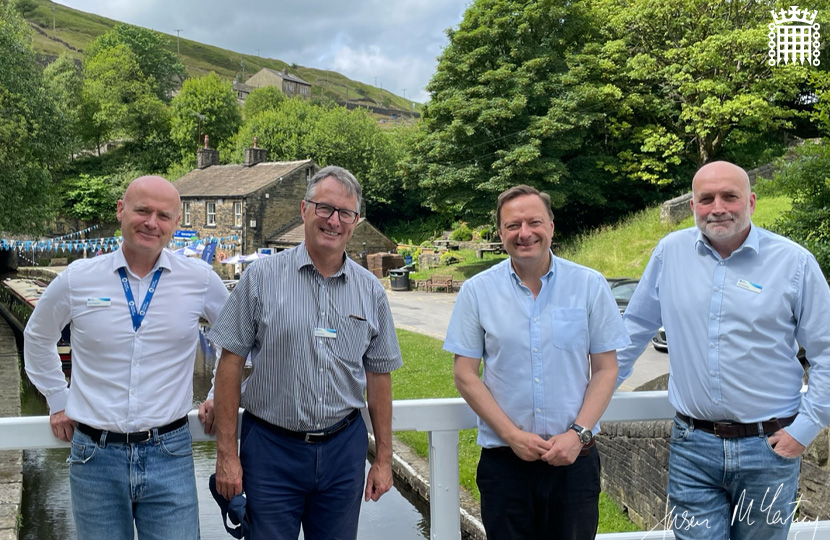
top-left (476, 225), bottom-right (494, 241)
top-left (768, 141), bottom-right (830, 279)
top-left (451, 224), bottom-right (473, 241)
top-left (440, 252), bottom-right (461, 266)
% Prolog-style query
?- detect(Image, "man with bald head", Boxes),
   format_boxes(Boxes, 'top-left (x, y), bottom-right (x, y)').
top-left (25, 175), bottom-right (228, 539)
top-left (617, 161), bottom-right (830, 539)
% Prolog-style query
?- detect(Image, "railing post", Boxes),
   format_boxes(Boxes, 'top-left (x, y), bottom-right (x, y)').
top-left (428, 429), bottom-right (462, 540)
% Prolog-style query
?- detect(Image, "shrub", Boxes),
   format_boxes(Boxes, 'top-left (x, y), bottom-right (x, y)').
top-left (451, 224), bottom-right (473, 241)
top-left (440, 252), bottom-right (461, 266)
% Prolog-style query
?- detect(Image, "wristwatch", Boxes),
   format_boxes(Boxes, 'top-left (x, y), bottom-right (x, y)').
top-left (569, 423), bottom-right (593, 444)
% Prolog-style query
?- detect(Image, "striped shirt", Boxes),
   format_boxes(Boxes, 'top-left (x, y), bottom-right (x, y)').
top-left (208, 242), bottom-right (402, 431)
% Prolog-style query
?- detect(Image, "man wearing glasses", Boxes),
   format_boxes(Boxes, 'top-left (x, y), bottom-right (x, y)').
top-left (209, 166), bottom-right (403, 539)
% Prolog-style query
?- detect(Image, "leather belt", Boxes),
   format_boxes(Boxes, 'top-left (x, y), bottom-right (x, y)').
top-left (579, 439), bottom-right (596, 457)
top-left (247, 409), bottom-right (360, 443)
top-left (77, 416), bottom-right (189, 444)
top-left (676, 413), bottom-right (797, 439)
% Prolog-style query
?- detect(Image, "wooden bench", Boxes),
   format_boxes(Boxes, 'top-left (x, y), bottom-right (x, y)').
top-left (476, 242), bottom-right (504, 258)
top-left (425, 274), bottom-right (454, 293)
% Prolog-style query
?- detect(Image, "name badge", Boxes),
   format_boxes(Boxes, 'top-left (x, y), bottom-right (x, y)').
top-left (87, 297), bottom-right (112, 307)
top-left (736, 279), bottom-right (762, 294)
top-left (314, 327), bottom-right (337, 339)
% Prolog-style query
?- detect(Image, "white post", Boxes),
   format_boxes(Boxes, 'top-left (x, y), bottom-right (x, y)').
top-left (428, 430), bottom-right (462, 540)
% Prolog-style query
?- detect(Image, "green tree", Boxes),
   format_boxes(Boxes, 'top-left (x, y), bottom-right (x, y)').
top-left (412, 0), bottom-right (617, 225)
top-left (234, 98), bottom-right (322, 161)
top-left (44, 54), bottom-right (85, 157)
top-left (243, 86), bottom-right (287, 119)
top-left (0, 2), bottom-right (67, 233)
top-left (590, 0), bottom-right (822, 172)
top-left (170, 72), bottom-right (241, 157)
top-left (61, 172), bottom-right (131, 222)
top-left (82, 43), bottom-right (170, 147)
top-left (87, 24), bottom-right (185, 101)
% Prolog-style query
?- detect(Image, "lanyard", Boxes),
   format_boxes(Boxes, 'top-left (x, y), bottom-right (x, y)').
top-left (117, 267), bottom-right (163, 332)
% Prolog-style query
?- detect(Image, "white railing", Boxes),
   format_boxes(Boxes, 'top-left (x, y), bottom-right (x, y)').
top-left (2, 391), bottom-right (829, 539)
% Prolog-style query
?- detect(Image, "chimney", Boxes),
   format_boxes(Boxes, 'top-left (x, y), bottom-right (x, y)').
top-left (197, 134), bottom-right (219, 169)
top-left (244, 136), bottom-right (269, 167)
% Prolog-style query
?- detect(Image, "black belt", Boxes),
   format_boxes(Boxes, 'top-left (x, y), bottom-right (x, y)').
top-left (676, 413), bottom-right (797, 439)
top-left (77, 416), bottom-right (189, 444)
top-left (247, 409), bottom-right (360, 443)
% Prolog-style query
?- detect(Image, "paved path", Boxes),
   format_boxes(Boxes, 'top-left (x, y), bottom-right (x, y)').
top-left (386, 289), bottom-right (669, 391)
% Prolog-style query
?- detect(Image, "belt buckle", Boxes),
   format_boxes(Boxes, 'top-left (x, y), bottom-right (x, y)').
top-left (130, 430), bottom-right (152, 443)
top-left (712, 422), bottom-right (724, 437)
top-left (304, 431), bottom-right (325, 443)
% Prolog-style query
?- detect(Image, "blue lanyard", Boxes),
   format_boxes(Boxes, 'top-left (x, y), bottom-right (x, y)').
top-left (117, 267), bottom-right (163, 332)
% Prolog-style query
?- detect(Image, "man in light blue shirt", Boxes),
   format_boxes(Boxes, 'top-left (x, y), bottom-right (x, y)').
top-left (617, 161), bottom-right (830, 539)
top-left (444, 185), bottom-right (630, 539)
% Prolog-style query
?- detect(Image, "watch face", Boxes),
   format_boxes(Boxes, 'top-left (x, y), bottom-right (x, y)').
top-left (579, 430), bottom-right (593, 444)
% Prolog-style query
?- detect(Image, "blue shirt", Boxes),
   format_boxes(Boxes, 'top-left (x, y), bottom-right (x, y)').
top-left (617, 225), bottom-right (830, 446)
top-left (443, 254), bottom-right (630, 448)
top-left (208, 243), bottom-right (402, 432)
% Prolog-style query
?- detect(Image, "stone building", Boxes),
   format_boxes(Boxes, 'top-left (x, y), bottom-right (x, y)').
top-left (244, 67), bottom-right (311, 99)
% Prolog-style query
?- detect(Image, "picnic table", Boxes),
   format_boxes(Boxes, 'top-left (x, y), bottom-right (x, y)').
top-left (475, 242), bottom-right (504, 258)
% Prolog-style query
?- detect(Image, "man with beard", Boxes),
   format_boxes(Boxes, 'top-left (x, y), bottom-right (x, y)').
top-left (617, 161), bottom-right (830, 539)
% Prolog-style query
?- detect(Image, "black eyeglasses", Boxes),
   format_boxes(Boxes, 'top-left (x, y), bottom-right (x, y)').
top-left (305, 200), bottom-right (359, 224)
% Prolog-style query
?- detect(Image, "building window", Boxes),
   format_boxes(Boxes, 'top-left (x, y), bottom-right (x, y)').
top-left (234, 202), bottom-right (242, 227)
top-left (206, 202), bottom-right (216, 226)
top-left (182, 202), bottom-right (191, 226)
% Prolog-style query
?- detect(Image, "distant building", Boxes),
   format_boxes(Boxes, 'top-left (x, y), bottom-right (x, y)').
top-left (244, 67), bottom-right (311, 99)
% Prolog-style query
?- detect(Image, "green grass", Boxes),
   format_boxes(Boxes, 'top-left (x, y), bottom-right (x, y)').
top-left (408, 249), bottom-right (508, 281)
top-left (558, 195), bottom-right (792, 279)
top-left (391, 328), bottom-right (640, 532)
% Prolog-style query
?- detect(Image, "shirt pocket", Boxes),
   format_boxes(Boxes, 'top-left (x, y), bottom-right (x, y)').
top-left (331, 316), bottom-right (371, 368)
top-left (550, 308), bottom-right (588, 352)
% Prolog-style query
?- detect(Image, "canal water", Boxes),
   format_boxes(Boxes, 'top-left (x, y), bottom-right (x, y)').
top-left (18, 353), bottom-right (430, 540)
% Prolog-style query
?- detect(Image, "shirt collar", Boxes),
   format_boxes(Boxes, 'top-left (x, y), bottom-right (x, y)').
top-left (694, 223), bottom-right (759, 259)
top-left (111, 247), bottom-right (172, 276)
top-left (507, 250), bottom-right (556, 285)
top-left (295, 242), bottom-right (350, 280)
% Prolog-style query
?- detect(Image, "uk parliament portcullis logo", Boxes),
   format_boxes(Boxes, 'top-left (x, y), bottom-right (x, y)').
top-left (769, 6), bottom-right (820, 66)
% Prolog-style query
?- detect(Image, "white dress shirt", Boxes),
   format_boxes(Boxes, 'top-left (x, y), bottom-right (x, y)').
top-left (24, 249), bottom-right (229, 432)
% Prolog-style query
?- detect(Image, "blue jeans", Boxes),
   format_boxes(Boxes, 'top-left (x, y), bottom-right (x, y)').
top-left (69, 424), bottom-right (199, 540)
top-left (668, 416), bottom-right (801, 540)
top-left (239, 411), bottom-right (368, 540)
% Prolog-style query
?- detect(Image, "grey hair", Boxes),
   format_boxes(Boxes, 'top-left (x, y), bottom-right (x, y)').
top-left (305, 165), bottom-right (363, 211)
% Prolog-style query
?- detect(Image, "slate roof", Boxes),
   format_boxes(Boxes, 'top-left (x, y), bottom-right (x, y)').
top-left (174, 160), bottom-right (314, 197)
top-left (268, 217), bottom-right (368, 245)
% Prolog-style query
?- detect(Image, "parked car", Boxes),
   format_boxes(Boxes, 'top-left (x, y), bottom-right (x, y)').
top-left (607, 278), bottom-right (639, 315)
top-left (651, 327), bottom-right (668, 352)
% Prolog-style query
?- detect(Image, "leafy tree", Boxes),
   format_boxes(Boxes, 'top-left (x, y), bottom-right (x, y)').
top-left (61, 172), bottom-right (131, 222)
top-left (82, 43), bottom-right (169, 146)
top-left (412, 0), bottom-right (621, 226)
top-left (44, 54), bottom-right (85, 157)
top-left (87, 24), bottom-right (185, 101)
top-left (233, 98), bottom-right (322, 161)
top-left (243, 86), bottom-right (287, 119)
top-left (170, 72), bottom-right (241, 157)
top-left (0, 2), bottom-right (68, 232)
top-left (589, 0), bottom-right (824, 171)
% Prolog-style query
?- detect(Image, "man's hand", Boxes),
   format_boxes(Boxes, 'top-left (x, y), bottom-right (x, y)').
top-left (506, 430), bottom-right (552, 462)
top-left (768, 429), bottom-right (806, 459)
top-left (364, 460), bottom-right (393, 502)
top-left (50, 410), bottom-right (76, 442)
top-left (198, 399), bottom-right (216, 435)
top-left (541, 430), bottom-right (583, 466)
top-left (215, 452), bottom-right (244, 501)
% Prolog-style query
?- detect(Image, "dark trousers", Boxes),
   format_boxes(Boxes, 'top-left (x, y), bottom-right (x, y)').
top-left (239, 412), bottom-right (368, 540)
top-left (477, 445), bottom-right (601, 540)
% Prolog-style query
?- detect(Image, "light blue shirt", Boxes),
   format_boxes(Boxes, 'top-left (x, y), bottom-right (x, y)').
top-left (443, 254), bottom-right (630, 448)
top-left (617, 225), bottom-right (830, 446)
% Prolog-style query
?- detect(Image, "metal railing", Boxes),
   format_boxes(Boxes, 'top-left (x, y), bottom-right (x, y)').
top-left (2, 391), bottom-right (829, 539)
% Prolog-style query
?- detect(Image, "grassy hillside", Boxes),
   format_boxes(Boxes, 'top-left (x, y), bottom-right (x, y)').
top-left (559, 195), bottom-right (792, 278)
top-left (19, 0), bottom-right (421, 113)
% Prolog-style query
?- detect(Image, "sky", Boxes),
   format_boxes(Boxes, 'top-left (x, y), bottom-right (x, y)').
top-left (54, 0), bottom-right (471, 103)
